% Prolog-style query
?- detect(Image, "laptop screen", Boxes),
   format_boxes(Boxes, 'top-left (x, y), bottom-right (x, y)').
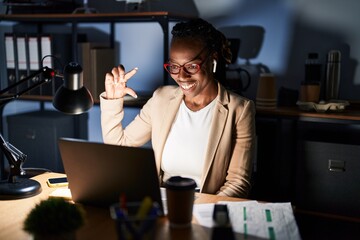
top-left (58, 138), bottom-right (163, 213)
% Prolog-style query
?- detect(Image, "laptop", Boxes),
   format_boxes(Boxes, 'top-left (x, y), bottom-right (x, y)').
top-left (58, 138), bottom-right (163, 212)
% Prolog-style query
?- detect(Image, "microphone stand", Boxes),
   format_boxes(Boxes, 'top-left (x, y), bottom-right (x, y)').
top-left (0, 67), bottom-right (55, 199)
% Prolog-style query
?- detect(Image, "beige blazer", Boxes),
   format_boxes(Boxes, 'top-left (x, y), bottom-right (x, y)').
top-left (100, 82), bottom-right (256, 198)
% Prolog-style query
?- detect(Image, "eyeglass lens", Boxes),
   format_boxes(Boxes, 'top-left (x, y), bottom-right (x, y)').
top-left (165, 64), bottom-right (200, 74)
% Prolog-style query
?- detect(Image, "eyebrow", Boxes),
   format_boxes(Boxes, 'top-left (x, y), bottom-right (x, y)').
top-left (168, 47), bottom-right (208, 64)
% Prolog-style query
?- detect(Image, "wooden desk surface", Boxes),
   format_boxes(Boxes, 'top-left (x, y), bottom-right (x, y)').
top-left (0, 172), bottom-right (247, 240)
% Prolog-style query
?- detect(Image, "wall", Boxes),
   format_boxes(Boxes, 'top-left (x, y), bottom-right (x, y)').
top-left (203, 0), bottom-right (360, 101)
top-left (0, 21), bottom-right (167, 143)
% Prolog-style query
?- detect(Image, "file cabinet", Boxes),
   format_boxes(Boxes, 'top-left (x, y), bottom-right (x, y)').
top-left (296, 141), bottom-right (360, 218)
top-left (7, 110), bottom-right (88, 173)
top-left (254, 107), bottom-right (360, 219)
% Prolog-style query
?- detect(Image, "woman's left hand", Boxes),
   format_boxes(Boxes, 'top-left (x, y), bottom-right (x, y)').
top-left (104, 64), bottom-right (138, 99)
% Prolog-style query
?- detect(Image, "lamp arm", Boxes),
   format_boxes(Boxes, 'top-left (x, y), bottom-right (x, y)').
top-left (0, 67), bottom-right (56, 104)
top-left (0, 66), bottom-right (55, 182)
top-left (0, 62), bottom-right (93, 199)
top-left (0, 134), bottom-right (27, 183)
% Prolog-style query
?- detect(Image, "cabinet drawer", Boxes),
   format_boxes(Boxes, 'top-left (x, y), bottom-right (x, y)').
top-left (7, 111), bottom-right (76, 173)
top-left (296, 141), bottom-right (360, 217)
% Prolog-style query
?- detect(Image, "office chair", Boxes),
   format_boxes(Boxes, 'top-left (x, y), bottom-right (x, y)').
top-left (218, 25), bottom-right (269, 96)
top-left (219, 25), bottom-right (265, 65)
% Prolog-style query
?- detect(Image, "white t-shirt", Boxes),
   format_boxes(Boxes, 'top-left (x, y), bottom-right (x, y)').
top-left (161, 99), bottom-right (216, 187)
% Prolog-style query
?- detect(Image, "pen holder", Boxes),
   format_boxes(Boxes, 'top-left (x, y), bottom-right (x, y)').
top-left (110, 202), bottom-right (161, 240)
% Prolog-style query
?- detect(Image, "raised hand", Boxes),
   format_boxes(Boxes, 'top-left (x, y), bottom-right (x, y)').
top-left (104, 64), bottom-right (138, 99)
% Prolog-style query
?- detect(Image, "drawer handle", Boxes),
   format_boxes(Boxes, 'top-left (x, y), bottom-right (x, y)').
top-left (25, 130), bottom-right (36, 140)
top-left (328, 159), bottom-right (345, 172)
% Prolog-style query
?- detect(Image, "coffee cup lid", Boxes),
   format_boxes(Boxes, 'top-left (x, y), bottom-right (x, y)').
top-left (164, 176), bottom-right (197, 190)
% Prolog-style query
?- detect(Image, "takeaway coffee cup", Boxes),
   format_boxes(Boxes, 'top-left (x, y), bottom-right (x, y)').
top-left (256, 73), bottom-right (277, 100)
top-left (256, 73), bottom-right (277, 109)
top-left (299, 82), bottom-right (320, 103)
top-left (164, 176), bottom-right (197, 228)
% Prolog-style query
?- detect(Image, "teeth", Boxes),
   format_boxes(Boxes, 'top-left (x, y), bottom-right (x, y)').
top-left (180, 83), bottom-right (196, 90)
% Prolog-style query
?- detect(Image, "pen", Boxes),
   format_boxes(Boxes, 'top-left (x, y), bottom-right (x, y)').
top-left (114, 206), bottom-right (138, 239)
top-left (138, 202), bottom-right (160, 235)
top-left (136, 196), bottom-right (153, 220)
top-left (119, 193), bottom-right (128, 215)
top-left (112, 194), bottom-right (159, 239)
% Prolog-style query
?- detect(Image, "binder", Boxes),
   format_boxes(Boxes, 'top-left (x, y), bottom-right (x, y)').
top-left (40, 34), bottom-right (72, 96)
top-left (90, 47), bottom-right (115, 101)
top-left (27, 34), bottom-right (41, 95)
top-left (78, 42), bottom-right (91, 95)
top-left (4, 34), bottom-right (17, 93)
top-left (78, 42), bottom-right (108, 100)
top-left (39, 34), bottom-right (54, 96)
top-left (15, 34), bottom-right (28, 93)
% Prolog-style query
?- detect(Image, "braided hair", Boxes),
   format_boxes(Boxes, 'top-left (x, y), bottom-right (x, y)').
top-left (171, 18), bottom-right (232, 65)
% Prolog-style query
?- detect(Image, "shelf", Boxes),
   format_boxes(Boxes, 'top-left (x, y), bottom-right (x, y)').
top-left (0, 12), bottom-right (193, 23)
top-left (256, 106), bottom-right (360, 124)
top-left (0, 12), bottom-right (182, 107)
top-left (0, 12), bottom-right (194, 89)
top-left (16, 93), bottom-right (151, 108)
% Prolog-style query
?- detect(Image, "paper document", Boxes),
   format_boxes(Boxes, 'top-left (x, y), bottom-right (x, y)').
top-left (49, 188), bottom-right (72, 200)
top-left (193, 201), bottom-right (301, 240)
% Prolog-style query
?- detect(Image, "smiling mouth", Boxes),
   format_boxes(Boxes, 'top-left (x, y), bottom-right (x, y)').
top-left (179, 82), bottom-right (196, 90)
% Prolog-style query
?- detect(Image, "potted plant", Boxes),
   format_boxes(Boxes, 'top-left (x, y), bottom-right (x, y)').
top-left (23, 198), bottom-right (85, 240)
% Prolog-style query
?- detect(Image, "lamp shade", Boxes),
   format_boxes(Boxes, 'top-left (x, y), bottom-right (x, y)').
top-left (52, 62), bottom-right (93, 114)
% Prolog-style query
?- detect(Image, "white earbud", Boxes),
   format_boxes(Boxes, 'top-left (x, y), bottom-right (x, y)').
top-left (212, 59), bottom-right (217, 73)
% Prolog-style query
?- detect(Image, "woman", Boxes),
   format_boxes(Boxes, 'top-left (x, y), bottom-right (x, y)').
top-left (100, 18), bottom-right (256, 198)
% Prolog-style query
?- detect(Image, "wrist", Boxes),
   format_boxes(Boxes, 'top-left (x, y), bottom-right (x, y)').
top-left (101, 92), bottom-right (122, 100)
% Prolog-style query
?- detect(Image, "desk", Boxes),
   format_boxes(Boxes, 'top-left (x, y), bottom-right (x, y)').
top-left (256, 106), bottom-right (360, 124)
top-left (0, 172), bottom-right (246, 240)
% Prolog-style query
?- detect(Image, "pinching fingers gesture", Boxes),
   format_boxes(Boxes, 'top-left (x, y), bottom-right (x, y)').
top-left (104, 64), bottom-right (138, 99)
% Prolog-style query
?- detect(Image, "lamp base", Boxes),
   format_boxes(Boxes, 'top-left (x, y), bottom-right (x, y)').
top-left (0, 178), bottom-right (42, 200)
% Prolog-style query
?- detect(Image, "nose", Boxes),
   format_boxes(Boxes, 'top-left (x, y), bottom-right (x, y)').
top-left (178, 67), bottom-right (191, 80)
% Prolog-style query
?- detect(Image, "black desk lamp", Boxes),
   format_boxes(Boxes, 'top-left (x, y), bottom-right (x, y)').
top-left (0, 62), bottom-right (93, 199)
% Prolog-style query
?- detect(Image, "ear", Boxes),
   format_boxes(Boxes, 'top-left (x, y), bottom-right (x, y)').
top-left (212, 59), bottom-right (217, 73)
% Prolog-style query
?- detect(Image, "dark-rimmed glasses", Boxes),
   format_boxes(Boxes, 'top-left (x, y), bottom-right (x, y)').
top-left (164, 47), bottom-right (211, 75)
